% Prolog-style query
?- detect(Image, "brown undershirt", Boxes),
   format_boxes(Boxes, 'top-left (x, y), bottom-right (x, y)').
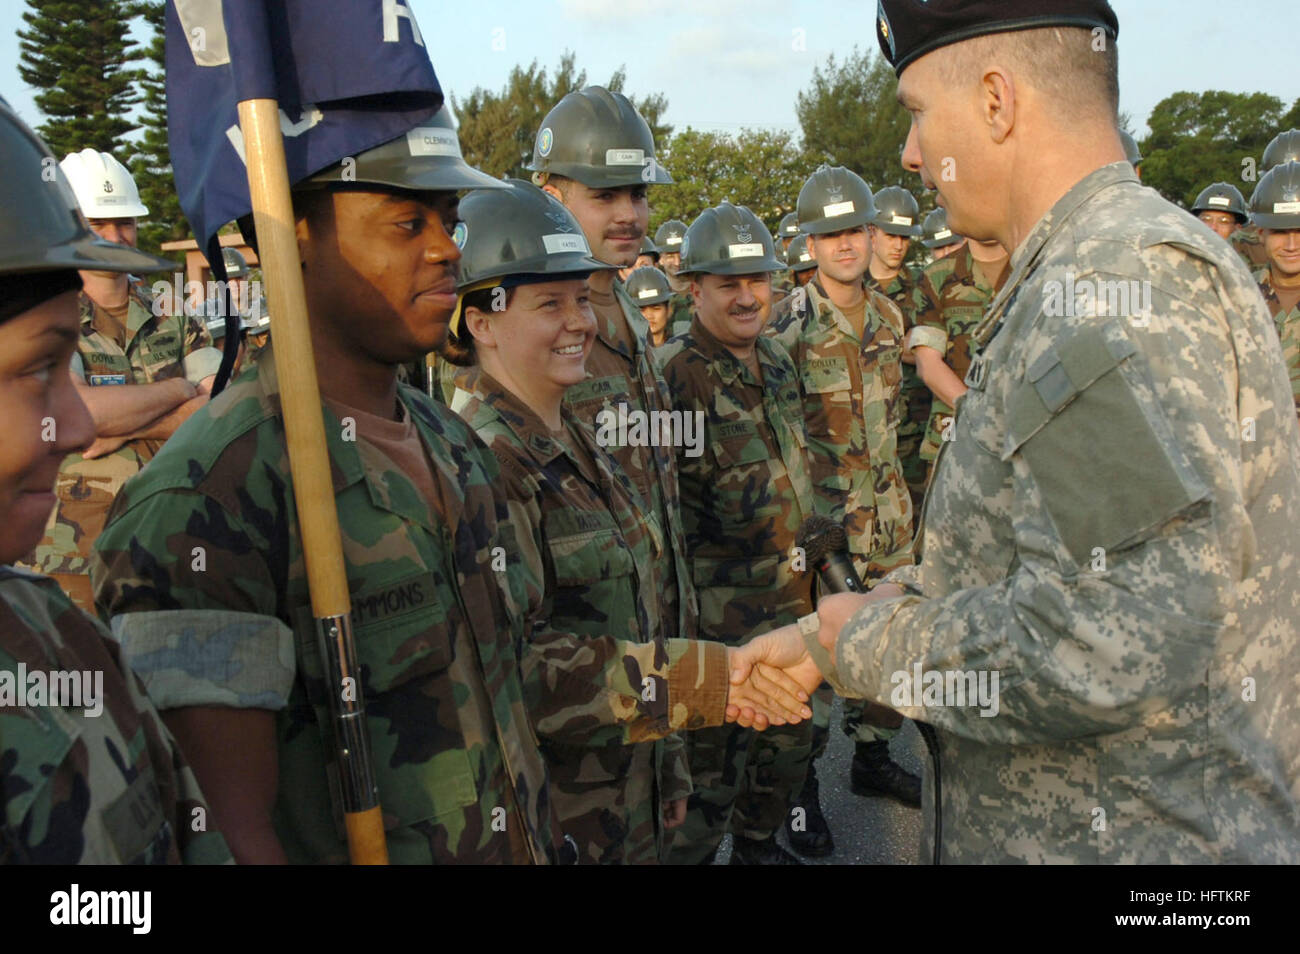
top-left (587, 285), bottom-right (638, 353)
top-left (841, 296), bottom-right (868, 340)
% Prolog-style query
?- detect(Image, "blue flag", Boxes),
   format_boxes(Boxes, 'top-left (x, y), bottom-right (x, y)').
top-left (166, 0), bottom-right (444, 251)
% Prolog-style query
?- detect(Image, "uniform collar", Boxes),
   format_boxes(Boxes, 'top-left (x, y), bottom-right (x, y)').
top-left (463, 369), bottom-right (568, 467)
top-left (807, 276), bottom-right (873, 341)
top-left (689, 315), bottom-right (777, 387)
top-left (79, 278), bottom-right (157, 343)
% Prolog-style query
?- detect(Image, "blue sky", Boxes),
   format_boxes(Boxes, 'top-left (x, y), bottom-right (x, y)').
top-left (1, 0), bottom-right (1295, 141)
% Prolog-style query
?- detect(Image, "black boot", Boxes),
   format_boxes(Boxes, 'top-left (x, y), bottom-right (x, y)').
top-left (850, 740), bottom-right (921, 807)
top-left (786, 763), bottom-right (834, 857)
top-left (728, 833), bottom-right (805, 865)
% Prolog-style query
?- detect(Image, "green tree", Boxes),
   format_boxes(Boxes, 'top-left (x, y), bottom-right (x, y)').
top-left (651, 127), bottom-right (815, 235)
top-left (795, 45), bottom-right (921, 194)
top-left (130, 0), bottom-right (188, 260)
top-left (18, 0), bottom-right (144, 157)
top-left (450, 51), bottom-right (671, 180)
top-left (1140, 91), bottom-right (1292, 208)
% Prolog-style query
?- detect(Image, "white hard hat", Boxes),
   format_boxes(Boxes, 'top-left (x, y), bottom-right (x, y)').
top-left (59, 148), bottom-right (148, 218)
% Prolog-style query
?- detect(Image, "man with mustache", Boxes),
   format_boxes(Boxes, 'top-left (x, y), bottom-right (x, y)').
top-left (659, 203), bottom-right (816, 865)
top-left (530, 87), bottom-right (701, 845)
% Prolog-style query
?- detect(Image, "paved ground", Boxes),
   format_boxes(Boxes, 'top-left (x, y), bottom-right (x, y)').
top-left (714, 696), bottom-right (927, 865)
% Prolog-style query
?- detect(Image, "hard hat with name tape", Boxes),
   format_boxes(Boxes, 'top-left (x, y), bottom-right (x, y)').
top-left (785, 234), bottom-right (817, 273)
top-left (528, 86), bottom-right (672, 188)
top-left (921, 207), bottom-right (963, 249)
top-left (1262, 130), bottom-right (1300, 173)
top-left (777, 211), bottom-right (800, 238)
top-left (1249, 161), bottom-right (1300, 230)
top-left (625, 265), bottom-right (672, 305)
top-left (870, 185), bottom-right (922, 237)
top-left (639, 235), bottom-right (660, 260)
top-left (59, 147), bottom-right (149, 218)
top-left (1190, 182), bottom-right (1248, 223)
top-left (298, 105), bottom-right (506, 192)
top-left (655, 218), bottom-right (688, 249)
top-left (678, 202), bottom-right (785, 276)
top-left (797, 165), bottom-right (876, 235)
top-left (221, 246), bottom-right (251, 278)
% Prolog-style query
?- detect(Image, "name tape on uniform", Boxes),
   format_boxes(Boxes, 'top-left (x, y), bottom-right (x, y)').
top-left (891, 214), bottom-right (913, 226)
top-left (407, 127), bottom-right (462, 158)
top-left (1207, 196), bottom-right (1231, 207)
top-left (823, 200), bottom-right (855, 217)
top-left (728, 243), bottom-right (764, 258)
top-left (542, 233), bottom-right (588, 255)
top-left (605, 148), bottom-right (645, 166)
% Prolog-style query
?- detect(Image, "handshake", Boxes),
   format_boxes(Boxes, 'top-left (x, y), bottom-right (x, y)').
top-left (719, 585), bottom-right (903, 729)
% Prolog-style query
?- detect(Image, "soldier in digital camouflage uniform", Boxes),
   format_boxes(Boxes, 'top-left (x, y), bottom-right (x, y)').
top-left (91, 110), bottom-right (576, 866)
top-left (866, 184), bottom-right (930, 525)
top-left (655, 218), bottom-right (695, 337)
top-left (659, 203), bottom-right (817, 865)
top-left (768, 0), bottom-right (1300, 864)
top-left (446, 182), bottom-right (809, 864)
top-left (1233, 130), bottom-right (1299, 269)
top-left (908, 236), bottom-right (1010, 487)
top-left (530, 89), bottom-right (699, 663)
top-left (1249, 161), bottom-right (1300, 422)
top-left (769, 166), bottom-right (919, 852)
top-left (0, 97), bottom-right (231, 865)
top-left (22, 150), bottom-right (222, 613)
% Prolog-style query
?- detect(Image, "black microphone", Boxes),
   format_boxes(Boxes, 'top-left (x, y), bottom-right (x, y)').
top-left (795, 514), bottom-right (865, 595)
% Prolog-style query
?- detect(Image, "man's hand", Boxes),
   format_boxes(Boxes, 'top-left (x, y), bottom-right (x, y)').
top-left (663, 797), bottom-right (688, 830)
top-left (723, 644), bottom-right (813, 729)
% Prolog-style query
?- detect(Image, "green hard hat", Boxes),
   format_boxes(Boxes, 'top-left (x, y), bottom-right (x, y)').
top-left (625, 265), bottom-right (672, 305)
top-left (0, 95), bottom-right (170, 277)
top-left (777, 211), bottom-right (800, 238)
top-left (654, 218), bottom-right (688, 250)
top-left (453, 178), bottom-right (615, 289)
top-left (527, 86), bottom-right (672, 188)
top-left (1262, 130), bottom-right (1300, 173)
top-left (1249, 161), bottom-right (1300, 230)
top-left (785, 234), bottom-right (816, 272)
top-left (299, 106), bottom-right (506, 192)
top-left (221, 246), bottom-right (250, 277)
top-left (640, 235), bottom-right (660, 260)
top-left (871, 186), bottom-right (922, 237)
top-left (797, 165), bottom-right (876, 235)
top-left (679, 202), bottom-right (785, 276)
top-left (921, 207), bottom-right (963, 249)
top-left (1120, 130), bottom-right (1143, 167)
top-left (1191, 182), bottom-right (1248, 223)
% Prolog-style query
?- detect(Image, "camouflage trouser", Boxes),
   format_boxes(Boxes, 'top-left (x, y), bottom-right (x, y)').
top-left (665, 716), bottom-right (813, 863)
top-left (898, 365), bottom-right (932, 521)
top-left (843, 698), bottom-right (903, 744)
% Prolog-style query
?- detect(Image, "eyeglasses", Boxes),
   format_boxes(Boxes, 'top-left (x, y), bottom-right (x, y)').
top-left (1197, 212), bottom-right (1237, 229)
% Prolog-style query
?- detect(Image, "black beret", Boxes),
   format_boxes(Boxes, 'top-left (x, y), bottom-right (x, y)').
top-left (876, 0), bottom-right (1119, 76)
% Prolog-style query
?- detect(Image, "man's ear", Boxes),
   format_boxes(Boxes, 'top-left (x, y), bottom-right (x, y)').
top-left (983, 67), bottom-right (1016, 145)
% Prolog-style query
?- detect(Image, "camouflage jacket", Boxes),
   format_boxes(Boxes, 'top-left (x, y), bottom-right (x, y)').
top-left (825, 163), bottom-right (1300, 863)
top-left (666, 290), bottom-right (695, 339)
top-left (452, 372), bottom-right (729, 864)
top-left (1, 567), bottom-right (232, 864)
top-left (564, 285), bottom-right (698, 643)
top-left (90, 350), bottom-right (567, 865)
top-left (909, 247), bottom-right (1009, 462)
top-left (1231, 224), bottom-right (1268, 269)
top-left (658, 319), bottom-right (817, 643)
top-left (28, 281), bottom-right (221, 577)
top-left (868, 265), bottom-right (931, 439)
top-left (1255, 267), bottom-right (1300, 421)
top-left (768, 279), bottom-right (914, 580)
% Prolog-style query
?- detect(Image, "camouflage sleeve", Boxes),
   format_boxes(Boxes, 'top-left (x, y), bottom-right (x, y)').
top-left (907, 270), bottom-right (948, 353)
top-left (91, 487), bottom-right (296, 711)
top-left (659, 733), bottom-right (693, 802)
top-left (1278, 313), bottom-right (1300, 419)
top-left (829, 294), bottom-right (1241, 747)
top-left (493, 461), bottom-right (730, 744)
top-left (179, 313), bottom-right (222, 383)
